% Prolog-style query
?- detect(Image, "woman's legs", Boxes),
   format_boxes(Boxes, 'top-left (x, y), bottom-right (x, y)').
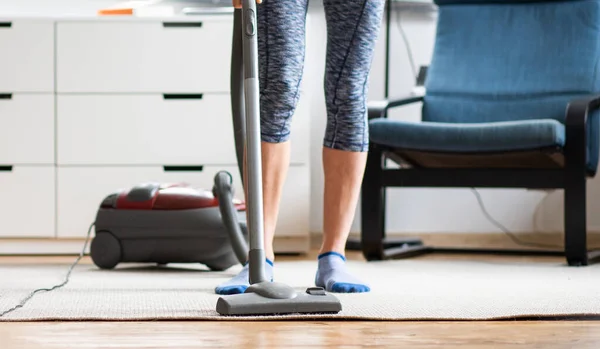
top-left (215, 0), bottom-right (385, 295)
top-left (315, 0), bottom-right (385, 293)
top-left (215, 0), bottom-right (308, 295)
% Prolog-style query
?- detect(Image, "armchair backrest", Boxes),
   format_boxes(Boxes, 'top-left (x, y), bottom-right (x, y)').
top-left (423, 0), bottom-right (600, 125)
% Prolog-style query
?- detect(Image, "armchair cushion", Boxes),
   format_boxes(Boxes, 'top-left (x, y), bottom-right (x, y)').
top-left (369, 118), bottom-right (564, 154)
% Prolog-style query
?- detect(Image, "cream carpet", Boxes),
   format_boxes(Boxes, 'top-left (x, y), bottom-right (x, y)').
top-left (1, 259), bottom-right (600, 321)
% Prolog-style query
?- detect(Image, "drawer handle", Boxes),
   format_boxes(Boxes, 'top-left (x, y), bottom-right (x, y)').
top-left (0, 165), bottom-right (13, 172)
top-left (0, 93), bottom-right (12, 100)
top-left (0, 22), bottom-right (11, 28)
top-left (163, 165), bottom-right (204, 172)
top-left (163, 93), bottom-right (203, 100)
top-left (162, 22), bottom-right (203, 28)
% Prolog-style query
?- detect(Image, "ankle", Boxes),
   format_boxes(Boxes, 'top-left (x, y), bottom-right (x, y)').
top-left (318, 243), bottom-right (346, 257)
top-left (317, 251), bottom-right (347, 269)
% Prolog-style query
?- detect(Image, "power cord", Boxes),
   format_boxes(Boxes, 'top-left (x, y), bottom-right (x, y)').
top-left (0, 221), bottom-right (95, 318)
top-left (393, 12), bottom-right (563, 250)
top-left (470, 188), bottom-right (562, 250)
top-left (395, 10), bottom-right (418, 80)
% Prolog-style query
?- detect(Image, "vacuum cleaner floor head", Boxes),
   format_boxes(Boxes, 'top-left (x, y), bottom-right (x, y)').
top-left (216, 282), bottom-right (342, 316)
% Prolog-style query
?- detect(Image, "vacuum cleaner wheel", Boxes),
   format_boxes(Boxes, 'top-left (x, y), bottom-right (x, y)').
top-left (90, 232), bottom-right (122, 269)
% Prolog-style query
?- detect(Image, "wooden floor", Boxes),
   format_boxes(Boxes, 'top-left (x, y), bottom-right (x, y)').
top-left (1, 252), bottom-right (599, 349)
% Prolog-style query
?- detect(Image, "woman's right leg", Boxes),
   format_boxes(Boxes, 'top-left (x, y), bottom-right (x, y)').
top-left (215, 0), bottom-right (308, 295)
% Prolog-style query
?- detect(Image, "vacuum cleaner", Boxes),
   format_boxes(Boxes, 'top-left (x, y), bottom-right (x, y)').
top-left (90, 181), bottom-right (249, 271)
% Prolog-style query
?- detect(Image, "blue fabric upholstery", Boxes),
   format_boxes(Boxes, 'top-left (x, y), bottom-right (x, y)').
top-left (434, 0), bottom-right (570, 5)
top-left (370, 118), bottom-right (564, 153)
top-left (371, 0), bottom-right (600, 173)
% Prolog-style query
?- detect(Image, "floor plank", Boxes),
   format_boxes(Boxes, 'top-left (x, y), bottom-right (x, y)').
top-left (2, 321), bottom-right (600, 349)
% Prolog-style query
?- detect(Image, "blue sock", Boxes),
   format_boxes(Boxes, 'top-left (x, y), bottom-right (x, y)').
top-left (315, 252), bottom-right (370, 293)
top-left (214, 259), bottom-right (274, 295)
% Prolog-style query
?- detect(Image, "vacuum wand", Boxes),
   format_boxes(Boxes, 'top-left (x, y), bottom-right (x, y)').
top-left (240, 0), bottom-right (268, 285)
top-left (216, 0), bottom-right (342, 316)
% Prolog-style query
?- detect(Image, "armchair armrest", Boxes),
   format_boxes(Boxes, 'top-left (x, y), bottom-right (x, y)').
top-left (564, 95), bottom-right (600, 173)
top-left (367, 94), bottom-right (424, 120)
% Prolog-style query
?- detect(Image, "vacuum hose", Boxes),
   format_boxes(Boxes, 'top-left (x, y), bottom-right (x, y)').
top-left (213, 171), bottom-right (249, 265)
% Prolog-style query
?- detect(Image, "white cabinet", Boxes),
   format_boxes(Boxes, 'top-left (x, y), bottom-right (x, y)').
top-left (56, 19), bottom-right (232, 93)
top-left (0, 18), bottom-right (56, 239)
top-left (0, 166), bottom-right (55, 238)
top-left (0, 19), bottom-right (54, 92)
top-left (0, 13), bottom-right (310, 253)
top-left (0, 94), bottom-right (54, 165)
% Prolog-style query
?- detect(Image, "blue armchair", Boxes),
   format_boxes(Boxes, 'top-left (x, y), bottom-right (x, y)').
top-left (358, 0), bottom-right (600, 266)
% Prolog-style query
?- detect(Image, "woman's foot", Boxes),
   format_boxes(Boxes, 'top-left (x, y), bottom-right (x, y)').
top-left (214, 259), bottom-right (274, 295)
top-left (315, 252), bottom-right (370, 293)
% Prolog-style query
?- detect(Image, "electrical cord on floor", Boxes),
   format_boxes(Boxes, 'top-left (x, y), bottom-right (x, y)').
top-left (0, 221), bottom-right (95, 318)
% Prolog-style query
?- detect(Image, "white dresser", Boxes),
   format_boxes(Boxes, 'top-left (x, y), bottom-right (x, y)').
top-left (0, 5), bottom-right (311, 254)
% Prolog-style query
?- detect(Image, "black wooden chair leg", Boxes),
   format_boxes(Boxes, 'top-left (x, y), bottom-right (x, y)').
top-left (563, 97), bottom-right (595, 266)
top-left (564, 174), bottom-right (588, 266)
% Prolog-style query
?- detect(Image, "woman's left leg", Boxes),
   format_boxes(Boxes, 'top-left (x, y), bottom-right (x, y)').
top-left (315, 0), bottom-right (386, 293)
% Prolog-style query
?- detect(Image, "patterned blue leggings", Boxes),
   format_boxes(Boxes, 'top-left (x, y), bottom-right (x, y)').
top-left (257, 0), bottom-right (386, 152)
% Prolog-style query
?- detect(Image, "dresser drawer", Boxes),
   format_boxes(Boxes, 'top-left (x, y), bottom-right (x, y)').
top-left (0, 19), bottom-right (54, 92)
top-left (0, 166), bottom-right (55, 238)
top-left (56, 19), bottom-right (232, 93)
top-left (56, 94), bottom-right (309, 166)
top-left (57, 93), bottom-right (236, 166)
top-left (0, 94), bottom-right (54, 164)
top-left (56, 165), bottom-right (309, 239)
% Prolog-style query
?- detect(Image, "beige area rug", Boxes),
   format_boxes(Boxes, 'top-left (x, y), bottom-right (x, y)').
top-left (1, 259), bottom-right (600, 321)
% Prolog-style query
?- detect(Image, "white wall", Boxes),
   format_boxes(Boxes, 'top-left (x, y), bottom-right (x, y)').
top-left (304, 3), bottom-right (600, 235)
